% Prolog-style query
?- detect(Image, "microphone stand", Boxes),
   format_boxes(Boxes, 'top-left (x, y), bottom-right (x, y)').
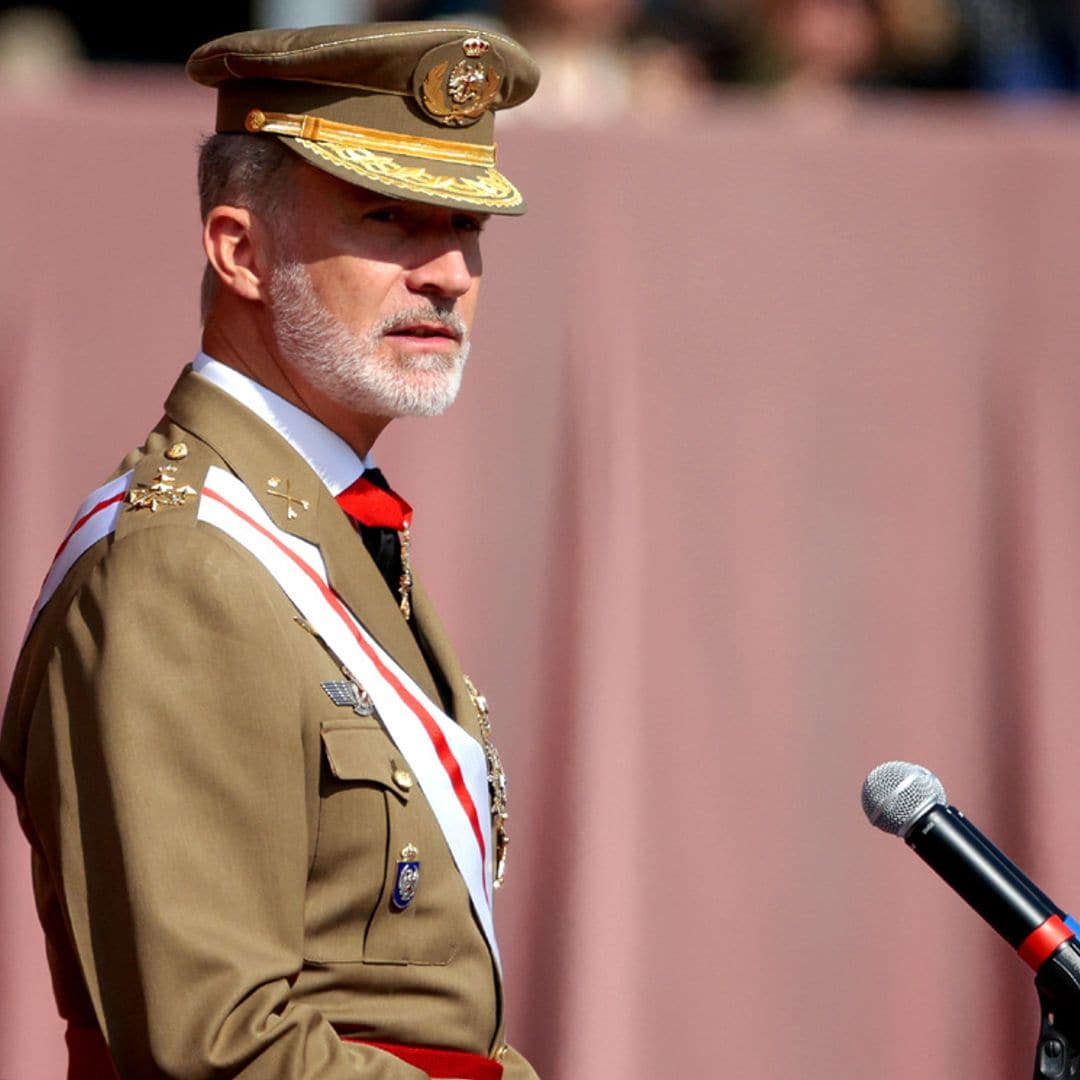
top-left (1032, 941), bottom-right (1080, 1078)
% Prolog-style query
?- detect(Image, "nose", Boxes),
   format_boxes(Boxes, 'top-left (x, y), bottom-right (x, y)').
top-left (404, 240), bottom-right (477, 300)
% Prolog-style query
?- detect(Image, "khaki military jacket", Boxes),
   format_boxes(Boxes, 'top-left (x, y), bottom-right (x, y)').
top-left (1, 368), bottom-right (537, 1079)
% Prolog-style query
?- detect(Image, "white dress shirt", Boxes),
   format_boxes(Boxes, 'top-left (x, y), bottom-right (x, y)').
top-left (192, 352), bottom-right (375, 495)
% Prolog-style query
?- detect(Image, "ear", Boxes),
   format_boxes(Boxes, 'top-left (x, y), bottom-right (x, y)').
top-left (203, 206), bottom-right (271, 304)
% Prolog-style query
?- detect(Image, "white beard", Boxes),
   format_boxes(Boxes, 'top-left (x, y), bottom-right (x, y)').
top-left (268, 261), bottom-right (469, 418)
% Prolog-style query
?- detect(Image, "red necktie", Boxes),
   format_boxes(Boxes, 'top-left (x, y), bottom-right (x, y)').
top-left (336, 473), bottom-right (413, 530)
top-left (336, 470), bottom-right (413, 619)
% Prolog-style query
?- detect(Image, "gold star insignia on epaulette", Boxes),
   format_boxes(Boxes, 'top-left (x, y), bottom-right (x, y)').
top-left (126, 465), bottom-right (197, 513)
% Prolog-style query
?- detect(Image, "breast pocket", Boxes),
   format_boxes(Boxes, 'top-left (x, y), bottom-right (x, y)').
top-left (304, 720), bottom-right (457, 967)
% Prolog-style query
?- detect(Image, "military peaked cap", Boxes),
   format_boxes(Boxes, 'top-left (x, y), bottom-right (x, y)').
top-left (187, 22), bottom-right (540, 214)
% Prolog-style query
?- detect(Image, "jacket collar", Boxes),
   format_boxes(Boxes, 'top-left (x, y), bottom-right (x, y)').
top-left (191, 352), bottom-right (372, 495)
top-left (166, 365), bottom-right (443, 707)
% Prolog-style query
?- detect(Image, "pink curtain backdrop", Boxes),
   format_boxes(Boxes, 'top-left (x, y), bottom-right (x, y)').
top-left (5, 73), bottom-right (1080, 1079)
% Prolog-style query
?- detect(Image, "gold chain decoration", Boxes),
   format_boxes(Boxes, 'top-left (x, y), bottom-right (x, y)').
top-left (398, 523), bottom-right (413, 621)
top-left (463, 674), bottom-right (509, 887)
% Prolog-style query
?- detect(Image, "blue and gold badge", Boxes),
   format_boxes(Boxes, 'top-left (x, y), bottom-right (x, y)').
top-left (392, 844), bottom-right (421, 910)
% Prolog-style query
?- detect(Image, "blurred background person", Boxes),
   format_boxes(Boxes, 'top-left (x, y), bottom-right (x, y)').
top-left (498, 0), bottom-right (739, 122)
top-left (0, 5), bottom-right (81, 92)
top-left (756, 0), bottom-right (887, 108)
top-left (952, 0), bottom-right (1080, 93)
top-left (747, 0), bottom-right (971, 109)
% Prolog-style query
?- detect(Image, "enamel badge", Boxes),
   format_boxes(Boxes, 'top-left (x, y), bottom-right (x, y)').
top-left (392, 844), bottom-right (421, 910)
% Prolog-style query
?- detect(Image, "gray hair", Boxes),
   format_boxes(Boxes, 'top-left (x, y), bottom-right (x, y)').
top-left (196, 133), bottom-right (298, 322)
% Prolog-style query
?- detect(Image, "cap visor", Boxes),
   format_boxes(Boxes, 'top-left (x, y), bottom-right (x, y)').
top-left (282, 134), bottom-right (526, 215)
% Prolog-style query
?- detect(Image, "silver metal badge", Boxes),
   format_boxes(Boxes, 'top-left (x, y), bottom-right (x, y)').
top-left (320, 680), bottom-right (375, 716)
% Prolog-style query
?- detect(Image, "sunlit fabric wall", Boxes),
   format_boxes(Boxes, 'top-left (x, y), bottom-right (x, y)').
top-left (5, 76), bottom-right (1080, 1080)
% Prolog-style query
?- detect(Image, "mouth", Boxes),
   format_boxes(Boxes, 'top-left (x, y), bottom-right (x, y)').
top-left (385, 321), bottom-right (461, 343)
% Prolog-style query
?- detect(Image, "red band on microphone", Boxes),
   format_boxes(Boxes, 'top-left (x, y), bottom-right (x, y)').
top-left (1018, 914), bottom-right (1075, 971)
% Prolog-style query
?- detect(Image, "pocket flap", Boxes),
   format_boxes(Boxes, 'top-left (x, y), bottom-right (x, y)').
top-left (320, 725), bottom-right (411, 802)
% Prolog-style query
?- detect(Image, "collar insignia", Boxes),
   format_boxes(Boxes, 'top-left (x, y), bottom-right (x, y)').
top-left (266, 476), bottom-right (310, 520)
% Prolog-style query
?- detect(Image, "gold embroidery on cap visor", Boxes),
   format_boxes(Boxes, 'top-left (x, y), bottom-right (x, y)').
top-left (295, 137), bottom-right (522, 210)
top-left (244, 108), bottom-right (521, 210)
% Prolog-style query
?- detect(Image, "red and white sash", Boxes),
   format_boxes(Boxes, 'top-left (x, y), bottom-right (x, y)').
top-left (198, 467), bottom-right (497, 962)
top-left (28, 471), bottom-right (133, 634)
top-left (29, 467), bottom-right (499, 966)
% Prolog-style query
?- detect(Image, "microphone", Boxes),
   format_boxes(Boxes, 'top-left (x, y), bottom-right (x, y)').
top-left (861, 761), bottom-right (1078, 969)
top-left (862, 761), bottom-right (1080, 1078)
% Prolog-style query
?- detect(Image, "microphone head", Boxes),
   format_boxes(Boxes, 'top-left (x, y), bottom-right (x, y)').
top-left (862, 761), bottom-right (947, 837)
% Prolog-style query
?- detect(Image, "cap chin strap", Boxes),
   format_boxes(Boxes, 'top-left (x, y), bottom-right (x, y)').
top-left (244, 108), bottom-right (496, 167)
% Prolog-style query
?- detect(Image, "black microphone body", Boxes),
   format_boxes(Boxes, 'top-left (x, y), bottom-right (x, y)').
top-left (905, 802), bottom-right (1065, 949)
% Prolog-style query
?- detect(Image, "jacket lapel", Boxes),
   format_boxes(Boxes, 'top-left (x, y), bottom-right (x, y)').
top-left (410, 578), bottom-right (480, 740)
top-left (165, 368), bottom-right (441, 704)
top-left (313, 484), bottom-right (442, 704)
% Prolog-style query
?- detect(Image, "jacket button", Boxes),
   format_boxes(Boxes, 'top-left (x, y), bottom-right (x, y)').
top-left (392, 767), bottom-right (414, 791)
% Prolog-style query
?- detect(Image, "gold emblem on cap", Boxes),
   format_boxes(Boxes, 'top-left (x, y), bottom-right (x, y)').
top-left (245, 109), bottom-right (268, 132)
top-left (164, 442), bottom-right (189, 461)
top-left (419, 37), bottom-right (502, 127)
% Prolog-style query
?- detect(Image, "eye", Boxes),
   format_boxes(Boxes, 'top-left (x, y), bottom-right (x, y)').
top-left (364, 206), bottom-right (402, 224)
top-left (452, 213), bottom-right (488, 234)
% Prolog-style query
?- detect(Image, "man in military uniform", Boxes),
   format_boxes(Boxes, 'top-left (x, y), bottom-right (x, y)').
top-left (1, 22), bottom-right (539, 1080)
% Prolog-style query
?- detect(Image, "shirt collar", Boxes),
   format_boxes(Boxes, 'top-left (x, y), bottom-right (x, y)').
top-left (191, 353), bottom-right (373, 496)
